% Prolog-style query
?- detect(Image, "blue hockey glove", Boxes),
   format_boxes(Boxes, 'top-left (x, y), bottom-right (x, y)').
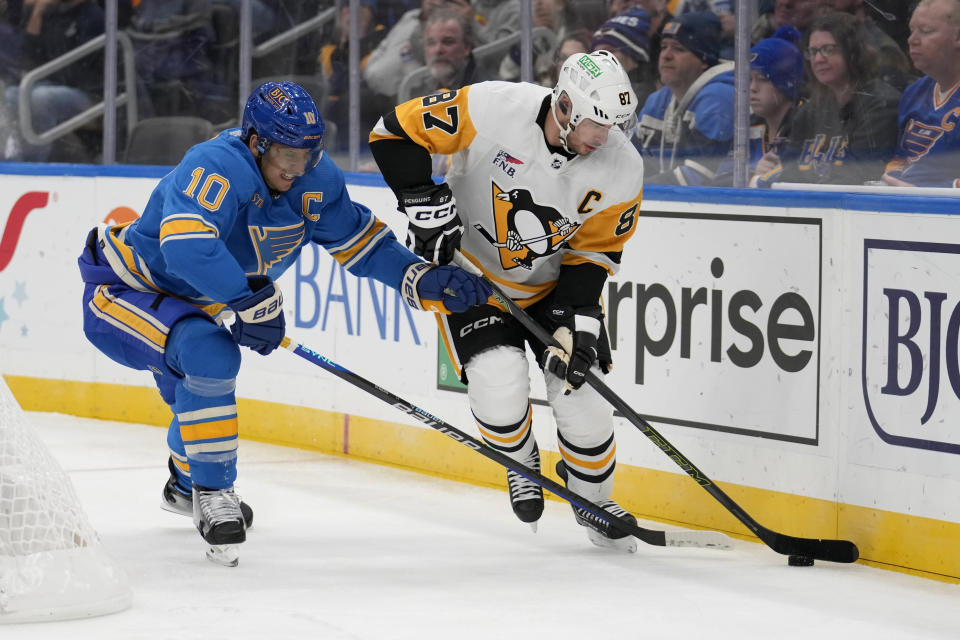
top-left (229, 276), bottom-right (285, 355)
top-left (399, 183), bottom-right (462, 265)
top-left (543, 305), bottom-right (603, 393)
top-left (401, 262), bottom-right (492, 314)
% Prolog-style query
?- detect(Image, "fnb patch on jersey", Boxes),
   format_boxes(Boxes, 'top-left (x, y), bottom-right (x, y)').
top-left (493, 150), bottom-right (523, 177)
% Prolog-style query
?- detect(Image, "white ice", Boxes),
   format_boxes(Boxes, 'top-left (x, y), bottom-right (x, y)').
top-left (6, 412), bottom-right (960, 640)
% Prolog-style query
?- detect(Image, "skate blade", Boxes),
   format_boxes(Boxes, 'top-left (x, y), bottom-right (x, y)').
top-left (586, 529), bottom-right (638, 553)
top-left (205, 544), bottom-right (240, 567)
top-left (528, 521), bottom-right (538, 533)
top-left (160, 498), bottom-right (192, 518)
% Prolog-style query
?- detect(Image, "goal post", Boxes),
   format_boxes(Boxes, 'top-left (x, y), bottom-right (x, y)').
top-left (0, 375), bottom-right (131, 623)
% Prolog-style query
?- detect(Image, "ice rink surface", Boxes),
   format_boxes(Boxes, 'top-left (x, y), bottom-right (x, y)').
top-left (6, 412), bottom-right (959, 640)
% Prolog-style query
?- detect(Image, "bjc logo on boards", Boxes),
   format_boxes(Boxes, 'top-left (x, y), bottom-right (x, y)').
top-left (862, 239), bottom-right (960, 454)
top-left (0, 192), bottom-right (49, 273)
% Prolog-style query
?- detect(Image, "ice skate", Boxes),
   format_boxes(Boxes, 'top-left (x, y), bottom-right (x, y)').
top-left (556, 460), bottom-right (638, 553)
top-left (193, 485), bottom-right (247, 567)
top-left (161, 457), bottom-right (253, 528)
top-left (506, 449), bottom-right (544, 531)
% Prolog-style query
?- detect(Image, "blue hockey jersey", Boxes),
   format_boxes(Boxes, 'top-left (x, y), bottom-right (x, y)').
top-left (635, 63), bottom-right (735, 185)
top-left (102, 129), bottom-right (418, 315)
top-left (884, 77), bottom-right (960, 188)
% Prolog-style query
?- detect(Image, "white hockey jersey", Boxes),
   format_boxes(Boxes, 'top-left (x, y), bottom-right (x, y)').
top-left (371, 81), bottom-right (645, 306)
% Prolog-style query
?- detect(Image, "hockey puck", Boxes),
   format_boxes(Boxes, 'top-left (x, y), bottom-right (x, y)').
top-left (787, 555), bottom-right (814, 566)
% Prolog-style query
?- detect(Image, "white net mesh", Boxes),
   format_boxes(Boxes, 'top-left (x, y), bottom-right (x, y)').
top-left (0, 376), bottom-right (131, 623)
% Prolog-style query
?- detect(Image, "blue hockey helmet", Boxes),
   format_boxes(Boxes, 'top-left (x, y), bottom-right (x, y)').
top-left (241, 81), bottom-right (325, 162)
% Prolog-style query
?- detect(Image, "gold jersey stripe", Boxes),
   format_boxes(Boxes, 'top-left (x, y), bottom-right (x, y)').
top-left (476, 411), bottom-right (531, 445)
top-left (559, 441), bottom-right (617, 470)
top-left (180, 417), bottom-right (239, 442)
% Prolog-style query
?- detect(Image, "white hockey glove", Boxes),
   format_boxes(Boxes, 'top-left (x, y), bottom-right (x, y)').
top-left (399, 183), bottom-right (463, 265)
top-left (543, 304), bottom-right (602, 393)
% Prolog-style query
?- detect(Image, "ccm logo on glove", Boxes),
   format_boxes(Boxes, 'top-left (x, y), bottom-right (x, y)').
top-left (411, 202), bottom-right (456, 225)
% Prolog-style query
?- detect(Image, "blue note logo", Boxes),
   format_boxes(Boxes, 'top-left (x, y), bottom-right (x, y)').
top-left (862, 239), bottom-right (960, 454)
top-left (249, 222), bottom-right (305, 272)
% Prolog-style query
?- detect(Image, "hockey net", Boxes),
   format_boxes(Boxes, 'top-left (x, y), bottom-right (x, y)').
top-left (0, 376), bottom-right (131, 623)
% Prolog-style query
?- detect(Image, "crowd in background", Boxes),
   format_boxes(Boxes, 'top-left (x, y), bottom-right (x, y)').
top-left (0, 0), bottom-right (956, 189)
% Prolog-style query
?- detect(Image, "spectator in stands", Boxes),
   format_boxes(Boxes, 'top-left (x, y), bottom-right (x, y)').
top-left (3, 0), bottom-right (105, 162)
top-left (627, 0), bottom-right (673, 68)
top-left (127, 0), bottom-right (229, 122)
top-left (882, 0), bottom-right (960, 188)
top-left (590, 6), bottom-right (656, 102)
top-left (762, 12), bottom-right (900, 185)
top-left (497, 0), bottom-right (575, 84)
top-left (319, 0), bottom-right (389, 152)
top-left (213, 0), bottom-right (275, 39)
top-left (471, 0), bottom-right (521, 45)
top-left (246, 1), bottom-right (331, 80)
top-left (635, 11), bottom-right (735, 185)
top-left (403, 7), bottom-right (496, 98)
top-left (547, 28), bottom-right (593, 85)
top-left (363, 0), bottom-right (474, 101)
top-left (663, 1), bottom-right (735, 58)
top-left (742, 27), bottom-right (806, 186)
top-left (752, 0), bottom-right (817, 43)
top-left (816, 0), bottom-right (914, 91)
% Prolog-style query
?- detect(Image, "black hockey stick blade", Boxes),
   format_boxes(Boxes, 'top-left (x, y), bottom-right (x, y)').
top-left (758, 527), bottom-right (860, 563)
top-left (280, 337), bottom-right (732, 551)
top-left (453, 258), bottom-right (860, 564)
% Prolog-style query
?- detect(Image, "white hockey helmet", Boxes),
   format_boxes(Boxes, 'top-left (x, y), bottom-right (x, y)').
top-left (551, 50), bottom-right (638, 149)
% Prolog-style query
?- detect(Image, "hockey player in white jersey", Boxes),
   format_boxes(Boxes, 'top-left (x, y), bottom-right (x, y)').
top-left (369, 51), bottom-right (645, 551)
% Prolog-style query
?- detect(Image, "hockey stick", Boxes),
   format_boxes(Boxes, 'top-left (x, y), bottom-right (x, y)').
top-left (280, 337), bottom-right (731, 551)
top-left (472, 223), bottom-right (569, 248)
top-left (452, 255), bottom-right (860, 564)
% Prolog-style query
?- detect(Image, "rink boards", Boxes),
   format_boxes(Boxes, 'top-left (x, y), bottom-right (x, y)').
top-left (0, 164), bottom-right (957, 581)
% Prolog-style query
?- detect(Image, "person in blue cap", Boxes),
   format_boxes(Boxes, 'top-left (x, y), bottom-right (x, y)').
top-left (745, 27), bottom-right (805, 187)
top-left (76, 81), bottom-right (491, 567)
top-left (634, 11), bottom-right (735, 185)
top-left (590, 6), bottom-right (657, 102)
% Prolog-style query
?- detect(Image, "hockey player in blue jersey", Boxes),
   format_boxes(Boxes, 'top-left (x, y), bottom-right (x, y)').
top-left (76, 81), bottom-right (491, 566)
top-left (882, 0), bottom-right (960, 188)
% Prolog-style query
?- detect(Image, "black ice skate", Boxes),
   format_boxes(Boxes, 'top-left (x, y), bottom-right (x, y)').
top-left (161, 456), bottom-right (253, 528)
top-left (556, 460), bottom-right (638, 553)
top-left (506, 449), bottom-right (544, 531)
top-left (193, 485), bottom-right (247, 567)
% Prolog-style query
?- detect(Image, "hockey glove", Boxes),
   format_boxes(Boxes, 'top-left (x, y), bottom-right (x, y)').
top-left (399, 183), bottom-right (463, 265)
top-left (229, 276), bottom-right (285, 355)
top-left (401, 262), bottom-right (492, 314)
top-left (542, 304), bottom-right (603, 393)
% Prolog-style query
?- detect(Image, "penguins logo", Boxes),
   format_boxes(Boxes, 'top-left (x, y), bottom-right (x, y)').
top-left (474, 183), bottom-right (579, 270)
